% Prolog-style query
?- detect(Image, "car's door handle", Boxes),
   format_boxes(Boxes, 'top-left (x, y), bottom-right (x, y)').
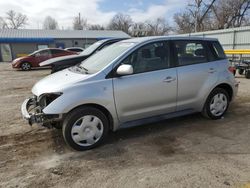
top-left (208, 68), bottom-right (216, 73)
top-left (163, 77), bottom-right (176, 83)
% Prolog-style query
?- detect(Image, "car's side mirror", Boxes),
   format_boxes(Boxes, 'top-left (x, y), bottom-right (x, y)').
top-left (116, 64), bottom-right (133, 76)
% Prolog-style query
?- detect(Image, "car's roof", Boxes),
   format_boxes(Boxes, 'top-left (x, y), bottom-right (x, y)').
top-left (97, 37), bottom-right (129, 43)
top-left (65, 47), bottom-right (84, 49)
top-left (36, 48), bottom-right (66, 52)
top-left (121, 36), bottom-right (218, 44)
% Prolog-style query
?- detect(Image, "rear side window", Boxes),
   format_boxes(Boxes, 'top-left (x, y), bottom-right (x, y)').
top-left (173, 40), bottom-right (208, 66)
top-left (209, 41), bottom-right (226, 60)
top-left (51, 49), bottom-right (64, 54)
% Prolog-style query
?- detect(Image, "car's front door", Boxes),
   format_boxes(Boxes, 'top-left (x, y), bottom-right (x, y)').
top-left (113, 41), bottom-right (177, 123)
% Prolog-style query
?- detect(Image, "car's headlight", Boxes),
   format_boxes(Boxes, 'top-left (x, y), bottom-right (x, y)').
top-left (38, 93), bottom-right (62, 109)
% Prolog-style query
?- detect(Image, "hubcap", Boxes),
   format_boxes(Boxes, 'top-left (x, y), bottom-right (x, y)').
top-left (22, 63), bottom-right (30, 70)
top-left (71, 115), bottom-right (104, 146)
top-left (210, 93), bottom-right (228, 116)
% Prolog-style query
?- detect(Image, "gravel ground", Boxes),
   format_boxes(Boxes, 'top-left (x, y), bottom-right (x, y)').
top-left (0, 63), bottom-right (249, 188)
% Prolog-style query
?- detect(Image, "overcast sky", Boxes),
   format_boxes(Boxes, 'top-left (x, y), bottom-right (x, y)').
top-left (0, 0), bottom-right (187, 29)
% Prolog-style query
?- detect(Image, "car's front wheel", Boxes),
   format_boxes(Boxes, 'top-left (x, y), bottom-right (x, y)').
top-left (21, 62), bottom-right (31, 70)
top-left (62, 107), bottom-right (109, 151)
top-left (202, 88), bottom-right (229, 119)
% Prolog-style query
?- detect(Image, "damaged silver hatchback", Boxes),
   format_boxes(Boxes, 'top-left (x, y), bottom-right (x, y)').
top-left (21, 36), bottom-right (239, 151)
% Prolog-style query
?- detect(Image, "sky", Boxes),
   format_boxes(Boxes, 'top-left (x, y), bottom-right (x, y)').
top-left (0, 0), bottom-right (187, 29)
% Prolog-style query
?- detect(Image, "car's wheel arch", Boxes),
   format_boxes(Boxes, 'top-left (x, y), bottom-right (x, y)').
top-left (65, 103), bottom-right (114, 131)
top-left (211, 83), bottom-right (233, 101)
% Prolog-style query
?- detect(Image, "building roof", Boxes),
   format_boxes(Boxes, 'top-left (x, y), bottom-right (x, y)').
top-left (0, 29), bottom-right (130, 39)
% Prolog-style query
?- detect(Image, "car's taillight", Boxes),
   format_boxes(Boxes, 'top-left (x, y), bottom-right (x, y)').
top-left (228, 66), bottom-right (236, 75)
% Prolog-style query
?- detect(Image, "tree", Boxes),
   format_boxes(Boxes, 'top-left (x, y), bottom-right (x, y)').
top-left (5, 10), bottom-right (28, 29)
top-left (146, 18), bottom-right (171, 36)
top-left (0, 17), bottom-right (7, 29)
top-left (107, 13), bottom-right (133, 34)
top-left (43, 16), bottom-right (58, 30)
top-left (211, 0), bottom-right (250, 29)
top-left (174, 12), bottom-right (194, 34)
top-left (88, 24), bottom-right (105, 30)
top-left (174, 0), bottom-right (250, 33)
top-left (73, 13), bottom-right (88, 30)
top-left (174, 0), bottom-right (216, 33)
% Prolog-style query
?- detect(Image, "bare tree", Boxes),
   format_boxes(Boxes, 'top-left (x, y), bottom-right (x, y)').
top-left (211, 0), bottom-right (250, 29)
top-left (174, 12), bottom-right (194, 34)
top-left (174, 0), bottom-right (250, 33)
top-left (5, 10), bottom-right (28, 29)
top-left (73, 13), bottom-right (88, 30)
top-left (174, 0), bottom-right (216, 33)
top-left (0, 17), bottom-right (7, 29)
top-left (88, 24), bottom-right (105, 30)
top-left (146, 18), bottom-right (171, 36)
top-left (43, 16), bottom-right (58, 30)
top-left (107, 13), bottom-right (133, 34)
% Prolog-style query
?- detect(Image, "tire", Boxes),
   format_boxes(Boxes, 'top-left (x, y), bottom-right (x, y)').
top-left (21, 62), bottom-right (31, 71)
top-left (238, 69), bottom-right (244, 75)
top-left (62, 107), bottom-right (109, 151)
top-left (245, 70), bottom-right (250, 79)
top-left (202, 88), bottom-right (229, 120)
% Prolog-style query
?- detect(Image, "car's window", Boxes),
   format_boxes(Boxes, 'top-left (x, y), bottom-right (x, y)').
top-left (80, 41), bottom-right (105, 55)
top-left (39, 50), bottom-right (51, 57)
top-left (121, 41), bottom-right (170, 74)
top-left (51, 49), bottom-right (64, 55)
top-left (174, 40), bottom-right (208, 66)
top-left (210, 41), bottom-right (226, 60)
top-left (71, 49), bottom-right (83, 52)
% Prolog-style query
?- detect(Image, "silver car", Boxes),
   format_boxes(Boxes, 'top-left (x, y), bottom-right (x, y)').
top-left (21, 37), bottom-right (239, 151)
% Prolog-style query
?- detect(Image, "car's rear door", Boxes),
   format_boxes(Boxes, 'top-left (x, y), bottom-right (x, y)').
top-left (173, 40), bottom-right (219, 111)
top-left (113, 40), bottom-right (177, 123)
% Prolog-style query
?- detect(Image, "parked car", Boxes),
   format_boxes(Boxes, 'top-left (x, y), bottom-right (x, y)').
top-left (40, 38), bottom-right (128, 73)
top-left (12, 48), bottom-right (77, 70)
top-left (21, 37), bottom-right (239, 151)
top-left (65, 47), bottom-right (84, 53)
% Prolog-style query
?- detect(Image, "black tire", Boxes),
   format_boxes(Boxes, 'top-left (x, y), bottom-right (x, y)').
top-left (202, 88), bottom-right (230, 120)
top-left (21, 62), bottom-right (31, 71)
top-left (238, 69), bottom-right (244, 75)
top-left (62, 106), bottom-right (109, 151)
top-left (245, 70), bottom-right (250, 79)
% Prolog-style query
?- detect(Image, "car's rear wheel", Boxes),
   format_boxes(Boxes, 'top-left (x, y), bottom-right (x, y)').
top-left (62, 107), bottom-right (109, 151)
top-left (202, 88), bottom-right (229, 119)
top-left (245, 70), bottom-right (250, 79)
top-left (21, 62), bottom-right (31, 70)
top-left (238, 69), bottom-right (244, 75)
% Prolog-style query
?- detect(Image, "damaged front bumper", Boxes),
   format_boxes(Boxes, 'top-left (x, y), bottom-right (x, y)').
top-left (21, 97), bottom-right (60, 126)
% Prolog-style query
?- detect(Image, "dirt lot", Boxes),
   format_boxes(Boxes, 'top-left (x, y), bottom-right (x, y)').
top-left (0, 63), bottom-right (249, 188)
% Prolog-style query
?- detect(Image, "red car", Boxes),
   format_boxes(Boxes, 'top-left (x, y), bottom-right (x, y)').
top-left (12, 48), bottom-right (77, 70)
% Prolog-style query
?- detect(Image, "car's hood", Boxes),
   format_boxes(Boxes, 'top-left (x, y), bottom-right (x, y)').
top-left (32, 68), bottom-right (90, 96)
top-left (39, 54), bottom-right (81, 66)
top-left (12, 56), bottom-right (28, 63)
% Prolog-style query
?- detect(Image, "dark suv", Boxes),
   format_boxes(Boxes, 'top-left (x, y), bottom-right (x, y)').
top-left (39, 38), bottom-right (128, 73)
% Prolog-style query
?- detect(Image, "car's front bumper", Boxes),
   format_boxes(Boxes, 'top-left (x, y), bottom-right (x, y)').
top-left (21, 97), bottom-right (60, 126)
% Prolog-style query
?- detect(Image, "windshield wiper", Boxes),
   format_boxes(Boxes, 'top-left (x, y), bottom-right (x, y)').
top-left (73, 64), bottom-right (89, 74)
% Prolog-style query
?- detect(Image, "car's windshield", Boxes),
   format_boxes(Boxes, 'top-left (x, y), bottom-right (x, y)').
top-left (77, 42), bottom-right (136, 74)
top-left (29, 50), bottom-right (39, 56)
top-left (80, 40), bottom-right (105, 56)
